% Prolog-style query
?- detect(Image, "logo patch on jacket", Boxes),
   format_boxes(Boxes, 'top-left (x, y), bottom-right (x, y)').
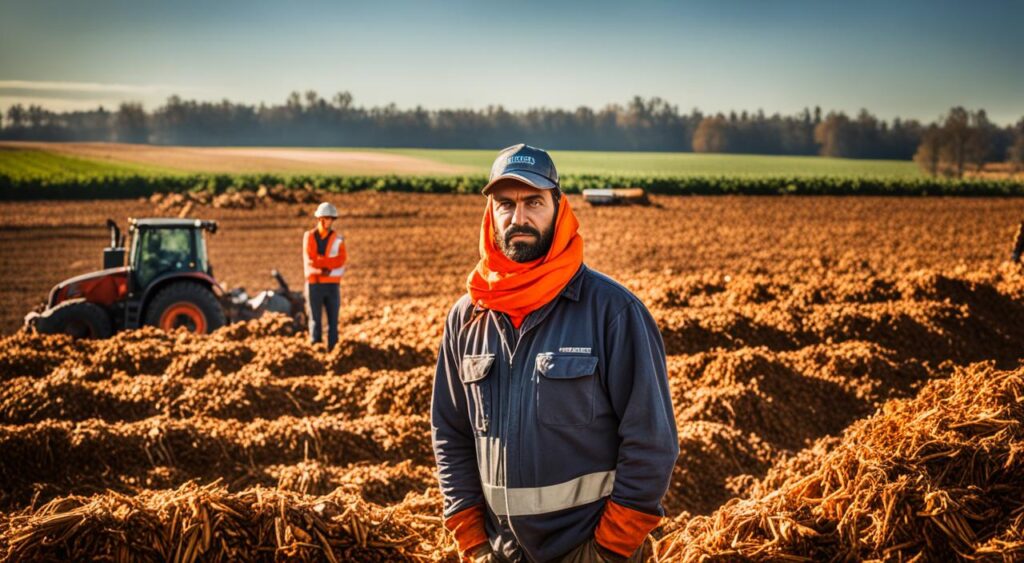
top-left (558, 347), bottom-right (592, 354)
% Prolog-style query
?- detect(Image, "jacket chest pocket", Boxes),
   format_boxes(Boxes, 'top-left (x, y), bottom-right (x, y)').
top-left (461, 354), bottom-right (495, 435)
top-left (535, 353), bottom-right (599, 427)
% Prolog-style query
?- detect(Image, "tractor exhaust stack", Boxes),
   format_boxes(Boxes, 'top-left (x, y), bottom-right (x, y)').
top-left (103, 219), bottom-right (126, 269)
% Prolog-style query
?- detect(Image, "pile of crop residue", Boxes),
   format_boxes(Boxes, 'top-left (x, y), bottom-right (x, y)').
top-left (2, 266), bottom-right (1024, 561)
top-left (150, 184), bottom-right (327, 214)
top-left (2, 482), bottom-right (449, 561)
top-left (653, 361), bottom-right (1024, 561)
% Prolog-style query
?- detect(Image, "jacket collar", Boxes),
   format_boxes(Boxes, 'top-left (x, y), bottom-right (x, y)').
top-left (559, 264), bottom-right (586, 302)
top-left (472, 264), bottom-right (586, 314)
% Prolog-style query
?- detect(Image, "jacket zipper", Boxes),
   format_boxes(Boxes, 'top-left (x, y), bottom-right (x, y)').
top-left (501, 314), bottom-right (536, 556)
top-left (490, 273), bottom-right (581, 560)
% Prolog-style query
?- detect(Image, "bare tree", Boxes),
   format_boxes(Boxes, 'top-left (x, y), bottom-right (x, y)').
top-left (27, 105), bottom-right (47, 128)
top-left (332, 92), bottom-right (353, 110)
top-left (692, 116), bottom-right (729, 153)
top-left (814, 112), bottom-right (852, 157)
top-left (2, 104), bottom-right (21, 127)
top-left (1007, 118), bottom-right (1024, 171)
top-left (939, 107), bottom-right (971, 178)
top-left (114, 102), bottom-right (149, 143)
top-left (965, 109), bottom-right (994, 173)
top-left (914, 125), bottom-right (944, 177)
top-left (913, 107), bottom-right (1003, 177)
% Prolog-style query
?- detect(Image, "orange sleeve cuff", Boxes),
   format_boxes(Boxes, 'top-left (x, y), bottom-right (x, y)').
top-left (594, 500), bottom-right (661, 557)
top-left (444, 504), bottom-right (488, 558)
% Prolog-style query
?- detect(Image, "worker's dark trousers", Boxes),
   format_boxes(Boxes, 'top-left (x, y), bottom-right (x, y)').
top-left (305, 282), bottom-right (339, 351)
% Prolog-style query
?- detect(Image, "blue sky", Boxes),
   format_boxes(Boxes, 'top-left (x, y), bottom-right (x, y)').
top-left (1, 0), bottom-right (1021, 124)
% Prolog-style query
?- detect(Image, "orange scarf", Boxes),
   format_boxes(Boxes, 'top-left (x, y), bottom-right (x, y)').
top-left (467, 193), bottom-right (583, 328)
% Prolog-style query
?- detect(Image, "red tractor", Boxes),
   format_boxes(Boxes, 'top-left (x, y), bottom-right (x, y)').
top-left (25, 217), bottom-right (304, 338)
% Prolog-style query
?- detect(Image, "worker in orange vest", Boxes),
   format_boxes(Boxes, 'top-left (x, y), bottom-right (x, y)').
top-left (303, 202), bottom-right (347, 350)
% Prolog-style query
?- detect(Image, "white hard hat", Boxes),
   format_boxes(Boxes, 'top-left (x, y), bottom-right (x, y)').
top-left (314, 202), bottom-right (338, 218)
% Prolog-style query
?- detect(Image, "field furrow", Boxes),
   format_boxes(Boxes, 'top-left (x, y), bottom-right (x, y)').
top-left (3, 193), bottom-right (1024, 561)
top-left (0, 415), bottom-right (432, 507)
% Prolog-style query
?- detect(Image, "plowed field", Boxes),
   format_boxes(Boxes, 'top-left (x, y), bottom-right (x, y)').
top-left (2, 194), bottom-right (1024, 561)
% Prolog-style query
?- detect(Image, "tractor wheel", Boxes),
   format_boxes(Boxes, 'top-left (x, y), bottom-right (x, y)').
top-left (36, 299), bottom-right (113, 339)
top-left (145, 282), bottom-right (226, 335)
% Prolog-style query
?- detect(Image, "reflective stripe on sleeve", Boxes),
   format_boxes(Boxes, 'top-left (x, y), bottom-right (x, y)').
top-left (482, 470), bottom-right (615, 517)
top-left (328, 237), bottom-right (345, 277)
top-left (302, 231), bottom-right (317, 278)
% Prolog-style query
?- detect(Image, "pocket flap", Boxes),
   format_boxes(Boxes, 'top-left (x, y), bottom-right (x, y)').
top-left (537, 354), bottom-right (598, 380)
top-left (461, 354), bottom-right (495, 383)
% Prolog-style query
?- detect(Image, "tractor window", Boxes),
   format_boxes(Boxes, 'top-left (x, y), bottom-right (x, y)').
top-left (135, 228), bottom-right (195, 289)
top-left (195, 230), bottom-right (209, 273)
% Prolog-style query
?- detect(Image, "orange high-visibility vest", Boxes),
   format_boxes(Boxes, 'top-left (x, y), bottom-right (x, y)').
top-left (303, 229), bottom-right (347, 284)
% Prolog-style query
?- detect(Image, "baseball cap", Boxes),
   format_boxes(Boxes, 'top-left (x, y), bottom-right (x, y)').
top-left (481, 144), bottom-right (559, 194)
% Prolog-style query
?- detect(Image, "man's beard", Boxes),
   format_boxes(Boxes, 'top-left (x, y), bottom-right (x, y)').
top-left (495, 221), bottom-right (555, 263)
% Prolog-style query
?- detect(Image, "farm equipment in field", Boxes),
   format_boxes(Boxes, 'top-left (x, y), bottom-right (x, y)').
top-left (582, 187), bottom-right (649, 206)
top-left (25, 217), bottom-right (306, 338)
top-left (220, 270), bottom-right (307, 331)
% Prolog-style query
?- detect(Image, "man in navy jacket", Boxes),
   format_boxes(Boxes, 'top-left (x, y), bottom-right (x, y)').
top-left (431, 145), bottom-right (679, 562)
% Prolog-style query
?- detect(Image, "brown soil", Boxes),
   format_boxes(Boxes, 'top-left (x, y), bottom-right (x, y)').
top-left (2, 193), bottom-right (1023, 334)
top-left (2, 194), bottom-right (1024, 560)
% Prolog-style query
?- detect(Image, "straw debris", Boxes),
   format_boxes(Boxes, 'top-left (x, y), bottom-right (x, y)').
top-left (654, 361), bottom-right (1024, 561)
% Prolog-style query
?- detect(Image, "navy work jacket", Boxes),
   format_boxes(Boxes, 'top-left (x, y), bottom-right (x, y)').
top-left (431, 265), bottom-right (679, 562)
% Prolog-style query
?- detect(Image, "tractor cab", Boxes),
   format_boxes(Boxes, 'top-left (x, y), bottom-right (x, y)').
top-left (119, 218), bottom-right (222, 332)
top-left (127, 218), bottom-right (217, 291)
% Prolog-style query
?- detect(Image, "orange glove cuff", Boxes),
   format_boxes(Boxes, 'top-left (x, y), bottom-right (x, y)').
top-left (594, 500), bottom-right (661, 557)
top-left (444, 504), bottom-right (488, 558)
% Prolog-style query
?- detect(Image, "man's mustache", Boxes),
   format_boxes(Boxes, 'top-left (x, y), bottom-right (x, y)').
top-left (504, 226), bottom-right (542, 245)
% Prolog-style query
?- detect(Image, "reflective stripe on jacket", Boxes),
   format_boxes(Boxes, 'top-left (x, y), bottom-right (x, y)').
top-left (303, 229), bottom-right (346, 284)
top-left (431, 265), bottom-right (679, 562)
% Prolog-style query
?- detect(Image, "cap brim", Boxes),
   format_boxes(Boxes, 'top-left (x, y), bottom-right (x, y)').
top-left (482, 170), bottom-right (557, 194)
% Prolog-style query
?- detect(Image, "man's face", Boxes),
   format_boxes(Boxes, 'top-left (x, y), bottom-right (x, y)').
top-left (490, 181), bottom-right (557, 263)
top-left (317, 217), bottom-right (335, 231)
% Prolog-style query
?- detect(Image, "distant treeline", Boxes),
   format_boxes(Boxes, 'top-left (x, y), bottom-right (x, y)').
top-left (1, 92), bottom-right (1022, 165)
